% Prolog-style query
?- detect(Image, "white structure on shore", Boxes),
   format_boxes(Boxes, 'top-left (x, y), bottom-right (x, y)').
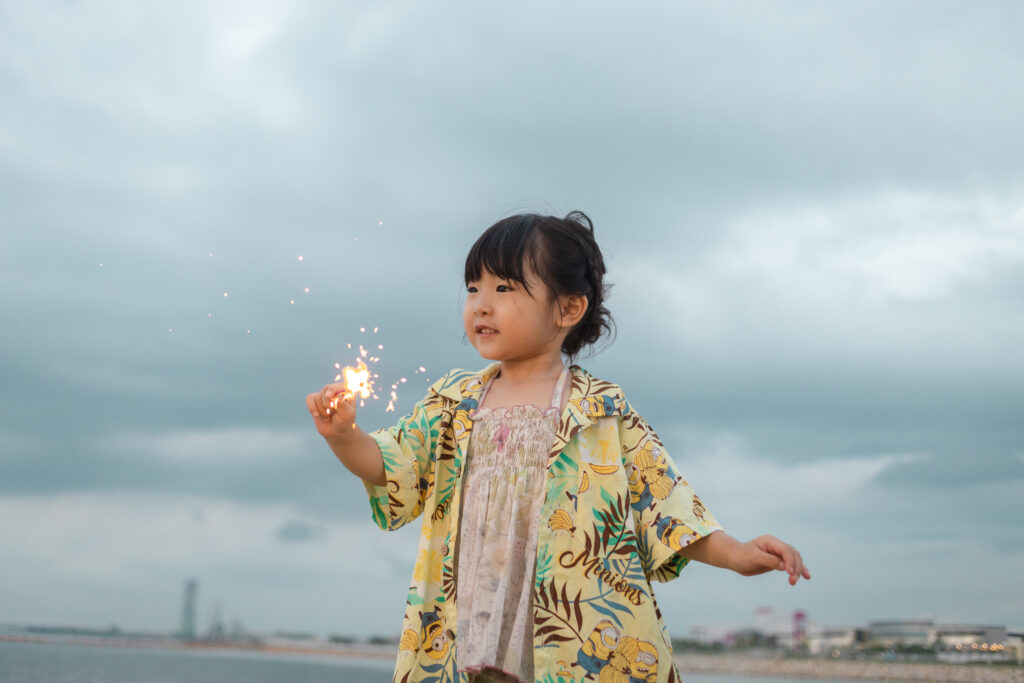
top-left (806, 626), bottom-right (861, 656)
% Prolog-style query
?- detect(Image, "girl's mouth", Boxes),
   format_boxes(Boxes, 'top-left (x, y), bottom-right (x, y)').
top-left (475, 326), bottom-right (498, 335)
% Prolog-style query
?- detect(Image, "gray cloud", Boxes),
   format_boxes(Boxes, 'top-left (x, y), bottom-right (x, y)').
top-left (276, 520), bottom-right (327, 543)
top-left (1, 0), bottom-right (1022, 634)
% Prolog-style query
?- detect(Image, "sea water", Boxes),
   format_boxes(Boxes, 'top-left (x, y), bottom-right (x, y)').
top-left (0, 641), bottom-right (393, 683)
top-left (0, 641), bottom-right (880, 683)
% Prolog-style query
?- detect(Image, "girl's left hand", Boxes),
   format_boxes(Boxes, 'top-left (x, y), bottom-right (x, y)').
top-left (730, 534), bottom-right (811, 585)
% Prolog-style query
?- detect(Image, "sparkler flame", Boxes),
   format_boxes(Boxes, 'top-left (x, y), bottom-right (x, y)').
top-left (343, 361), bottom-right (372, 399)
top-left (327, 360), bottom-right (373, 414)
top-left (325, 328), bottom-right (425, 415)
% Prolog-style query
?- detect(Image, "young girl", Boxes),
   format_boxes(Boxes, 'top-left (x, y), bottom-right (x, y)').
top-left (307, 212), bottom-right (810, 683)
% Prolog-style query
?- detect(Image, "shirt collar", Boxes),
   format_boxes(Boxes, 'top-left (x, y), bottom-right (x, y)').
top-left (429, 363), bottom-right (627, 418)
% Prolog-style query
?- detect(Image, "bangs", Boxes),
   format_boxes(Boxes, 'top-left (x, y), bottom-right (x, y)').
top-left (464, 215), bottom-right (542, 294)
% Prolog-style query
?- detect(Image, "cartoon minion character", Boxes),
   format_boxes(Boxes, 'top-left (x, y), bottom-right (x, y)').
top-left (626, 442), bottom-right (675, 511)
top-left (626, 639), bottom-right (659, 683)
top-left (626, 462), bottom-right (653, 511)
top-left (452, 398), bottom-right (477, 440)
top-left (654, 513), bottom-right (697, 553)
top-left (573, 395), bottom-right (617, 417)
top-left (399, 607), bottom-right (453, 660)
top-left (460, 376), bottom-right (485, 395)
top-left (577, 620), bottom-right (621, 677)
top-left (421, 609), bottom-right (453, 660)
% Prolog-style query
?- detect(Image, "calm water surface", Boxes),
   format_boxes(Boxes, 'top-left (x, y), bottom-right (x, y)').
top-left (0, 641), bottom-right (393, 683)
top-left (0, 641), bottom-right (879, 683)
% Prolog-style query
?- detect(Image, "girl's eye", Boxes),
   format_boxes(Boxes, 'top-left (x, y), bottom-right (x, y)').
top-left (466, 286), bottom-right (478, 293)
top-left (497, 284), bottom-right (512, 292)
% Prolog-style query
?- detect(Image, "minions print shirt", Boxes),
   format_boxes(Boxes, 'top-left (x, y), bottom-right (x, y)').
top-left (363, 364), bottom-right (722, 683)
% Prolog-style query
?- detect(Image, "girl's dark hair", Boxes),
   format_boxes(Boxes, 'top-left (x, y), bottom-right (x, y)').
top-left (464, 211), bottom-right (615, 360)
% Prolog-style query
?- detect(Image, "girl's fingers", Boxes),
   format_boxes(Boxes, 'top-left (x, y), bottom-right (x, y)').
top-left (785, 550), bottom-right (809, 585)
top-left (757, 535), bottom-right (810, 584)
top-left (748, 546), bottom-right (782, 574)
top-left (313, 392), bottom-right (330, 420)
top-left (780, 544), bottom-right (797, 574)
top-left (793, 552), bottom-right (811, 581)
top-left (306, 393), bottom-right (323, 420)
top-left (757, 535), bottom-right (786, 565)
top-left (312, 388), bottom-right (339, 421)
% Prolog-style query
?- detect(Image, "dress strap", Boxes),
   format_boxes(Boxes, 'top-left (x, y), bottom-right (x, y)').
top-left (549, 365), bottom-right (570, 410)
top-left (475, 365), bottom-right (570, 412)
top-left (477, 372), bottom-right (497, 409)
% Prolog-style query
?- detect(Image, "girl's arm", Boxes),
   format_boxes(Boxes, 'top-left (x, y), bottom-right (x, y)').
top-left (678, 530), bottom-right (811, 585)
top-left (307, 385), bottom-right (386, 486)
top-left (323, 426), bottom-right (386, 486)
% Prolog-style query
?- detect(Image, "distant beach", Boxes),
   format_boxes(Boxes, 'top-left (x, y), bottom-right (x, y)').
top-left (4, 635), bottom-right (1022, 682)
top-left (673, 652), bottom-right (1024, 683)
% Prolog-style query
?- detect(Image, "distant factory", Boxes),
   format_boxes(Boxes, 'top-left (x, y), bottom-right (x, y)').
top-left (676, 612), bottom-right (1022, 665)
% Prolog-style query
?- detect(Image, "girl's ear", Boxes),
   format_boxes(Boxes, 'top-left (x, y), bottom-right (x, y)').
top-left (558, 294), bottom-right (589, 329)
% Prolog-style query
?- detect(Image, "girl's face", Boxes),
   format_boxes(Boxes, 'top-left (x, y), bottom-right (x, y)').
top-left (464, 267), bottom-right (565, 363)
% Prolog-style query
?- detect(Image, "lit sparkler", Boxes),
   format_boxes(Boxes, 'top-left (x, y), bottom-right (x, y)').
top-left (327, 360), bottom-right (373, 414)
top-left (323, 327), bottom-right (425, 414)
top-left (340, 361), bottom-right (372, 399)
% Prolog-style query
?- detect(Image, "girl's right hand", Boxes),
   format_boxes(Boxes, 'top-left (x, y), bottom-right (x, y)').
top-left (306, 383), bottom-right (357, 442)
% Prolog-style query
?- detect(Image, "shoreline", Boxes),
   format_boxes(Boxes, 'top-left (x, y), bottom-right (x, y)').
top-left (0, 634), bottom-right (396, 660)
top-left (4, 636), bottom-right (1022, 682)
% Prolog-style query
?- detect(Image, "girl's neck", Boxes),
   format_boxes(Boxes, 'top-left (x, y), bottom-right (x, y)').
top-left (480, 355), bottom-right (569, 412)
top-left (495, 355), bottom-right (566, 386)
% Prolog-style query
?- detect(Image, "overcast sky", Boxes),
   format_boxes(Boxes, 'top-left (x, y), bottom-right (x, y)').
top-left (2, 1), bottom-right (1022, 640)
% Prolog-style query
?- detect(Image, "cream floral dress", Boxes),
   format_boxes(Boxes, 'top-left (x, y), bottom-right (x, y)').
top-left (455, 366), bottom-right (570, 683)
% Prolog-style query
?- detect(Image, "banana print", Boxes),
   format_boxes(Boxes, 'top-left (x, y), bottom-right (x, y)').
top-left (626, 441), bottom-right (676, 511)
top-left (548, 508), bottom-right (576, 533)
top-left (399, 628), bottom-right (418, 653)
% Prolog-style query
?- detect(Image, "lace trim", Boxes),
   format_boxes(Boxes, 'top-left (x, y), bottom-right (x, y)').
top-left (470, 403), bottom-right (559, 420)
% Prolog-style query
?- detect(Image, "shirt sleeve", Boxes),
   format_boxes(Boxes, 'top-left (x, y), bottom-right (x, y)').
top-left (619, 409), bottom-right (723, 583)
top-left (362, 391), bottom-right (445, 531)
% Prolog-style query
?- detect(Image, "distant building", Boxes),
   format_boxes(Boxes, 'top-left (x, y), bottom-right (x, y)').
top-left (177, 579), bottom-right (197, 640)
top-left (807, 626), bottom-right (862, 656)
top-left (207, 601), bottom-right (225, 641)
top-left (936, 624), bottom-right (1007, 650)
top-left (864, 619), bottom-right (1013, 662)
top-left (728, 627), bottom-right (777, 649)
top-left (679, 615), bottom-right (1015, 662)
top-left (935, 625), bottom-right (1012, 663)
top-left (1007, 633), bottom-right (1024, 664)
top-left (866, 619), bottom-right (936, 648)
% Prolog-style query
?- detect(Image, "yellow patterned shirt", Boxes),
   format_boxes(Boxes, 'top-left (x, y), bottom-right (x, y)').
top-left (364, 364), bottom-right (722, 683)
